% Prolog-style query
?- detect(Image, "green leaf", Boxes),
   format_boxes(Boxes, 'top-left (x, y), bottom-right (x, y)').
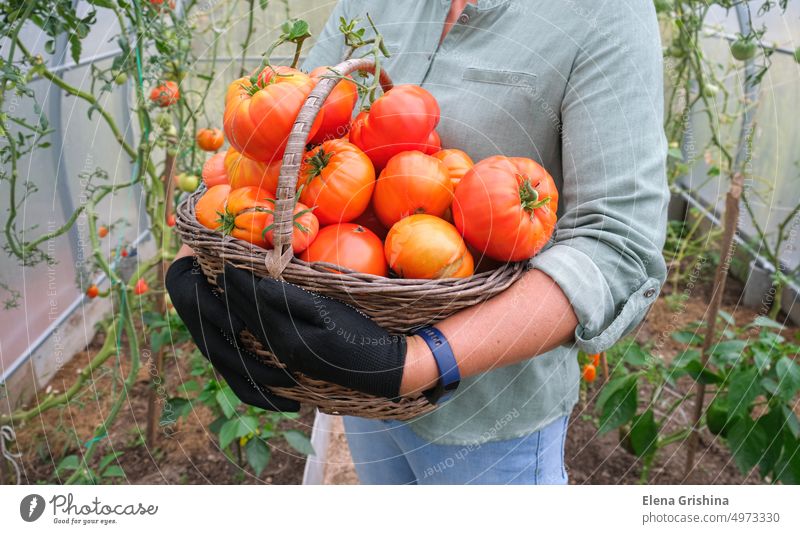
top-left (776, 357), bottom-right (800, 399)
top-left (57, 455), bottom-right (79, 473)
top-left (726, 417), bottom-right (768, 475)
top-left (750, 316), bottom-right (785, 330)
top-left (757, 410), bottom-right (783, 477)
top-left (246, 438), bottom-right (271, 476)
top-left (717, 309), bottom-right (735, 325)
top-left (671, 349), bottom-right (700, 369)
top-left (623, 343), bottom-right (650, 366)
top-left (208, 415), bottom-right (227, 435)
top-left (87, 0), bottom-right (116, 9)
top-left (98, 451), bottom-right (122, 472)
top-left (283, 429), bottom-right (315, 456)
top-left (102, 465), bottom-right (125, 478)
top-left (259, 0), bottom-right (269, 9)
top-left (706, 397), bottom-right (730, 436)
top-left (776, 433), bottom-right (800, 484)
top-left (726, 367), bottom-right (759, 416)
top-left (671, 330), bottom-right (703, 345)
top-left (753, 347), bottom-right (772, 374)
top-left (598, 378), bottom-right (638, 434)
top-left (596, 374), bottom-right (636, 413)
top-left (216, 386), bottom-right (241, 419)
top-left (782, 405), bottom-right (800, 439)
top-left (219, 416), bottom-right (259, 449)
top-left (160, 397), bottom-right (192, 425)
top-left (683, 360), bottom-right (723, 384)
top-left (667, 147), bottom-right (683, 160)
top-left (629, 410), bottom-right (659, 457)
top-left (709, 340), bottom-right (748, 363)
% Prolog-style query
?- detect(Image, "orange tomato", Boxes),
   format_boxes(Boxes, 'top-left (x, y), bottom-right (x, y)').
top-left (97, 226), bottom-right (109, 238)
top-left (219, 186), bottom-right (274, 248)
top-left (133, 278), bottom-right (149, 295)
top-left (195, 184), bottom-right (231, 230)
top-left (202, 152), bottom-right (229, 187)
top-left (223, 66), bottom-right (322, 162)
top-left (86, 285), bottom-right (99, 299)
top-left (298, 139), bottom-right (375, 225)
top-left (166, 214), bottom-right (176, 227)
top-left (150, 81), bottom-right (179, 107)
top-left (262, 202), bottom-right (319, 254)
top-left (373, 150), bottom-right (453, 228)
top-left (432, 149), bottom-right (473, 187)
top-left (385, 214), bottom-right (473, 279)
top-left (197, 128), bottom-right (224, 152)
top-left (582, 364), bottom-right (597, 383)
top-left (308, 67), bottom-right (358, 144)
top-left (300, 223), bottom-right (387, 276)
top-left (224, 147), bottom-right (281, 194)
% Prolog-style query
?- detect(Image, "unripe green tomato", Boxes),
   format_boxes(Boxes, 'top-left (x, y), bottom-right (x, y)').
top-left (667, 45), bottom-right (686, 59)
top-left (703, 84), bottom-right (720, 98)
top-left (166, 125), bottom-right (178, 137)
top-left (730, 38), bottom-right (757, 61)
top-left (114, 72), bottom-right (128, 85)
top-left (177, 173), bottom-right (200, 192)
top-left (156, 112), bottom-right (173, 129)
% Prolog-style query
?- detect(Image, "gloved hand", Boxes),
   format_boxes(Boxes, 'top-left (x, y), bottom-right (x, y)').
top-left (165, 256), bottom-right (300, 412)
top-left (217, 264), bottom-right (407, 399)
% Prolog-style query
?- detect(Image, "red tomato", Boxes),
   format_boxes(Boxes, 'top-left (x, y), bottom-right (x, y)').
top-left (197, 128), bottom-right (224, 152)
top-left (86, 285), bottom-right (99, 299)
top-left (453, 155), bottom-right (558, 262)
top-left (224, 147), bottom-right (281, 194)
top-left (352, 204), bottom-right (388, 241)
top-left (582, 364), bottom-right (597, 383)
top-left (432, 149), bottom-right (473, 187)
top-left (134, 278), bottom-right (149, 295)
top-left (219, 186), bottom-right (275, 248)
top-left (372, 150), bottom-right (453, 228)
top-left (97, 226), bottom-right (109, 238)
top-left (262, 202), bottom-right (319, 254)
top-left (166, 214), bottom-right (176, 227)
top-left (422, 130), bottom-right (441, 155)
top-left (348, 85), bottom-right (440, 169)
top-left (202, 152), bottom-right (229, 187)
top-left (385, 214), bottom-right (473, 279)
top-left (299, 223), bottom-right (387, 276)
top-left (298, 139), bottom-right (375, 225)
top-left (223, 66), bottom-right (322, 162)
top-left (150, 81), bottom-right (179, 107)
top-left (308, 67), bottom-right (358, 144)
top-left (195, 184), bottom-right (231, 231)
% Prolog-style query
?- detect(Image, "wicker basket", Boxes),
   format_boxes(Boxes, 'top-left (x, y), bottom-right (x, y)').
top-left (175, 57), bottom-right (526, 420)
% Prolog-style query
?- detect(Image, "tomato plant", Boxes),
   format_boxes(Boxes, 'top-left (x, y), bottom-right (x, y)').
top-left (300, 223), bottom-right (388, 276)
top-left (348, 85), bottom-right (440, 169)
top-left (373, 150), bottom-right (453, 228)
top-left (385, 215), bottom-right (473, 279)
top-left (453, 155), bottom-right (558, 262)
top-left (299, 139), bottom-right (375, 225)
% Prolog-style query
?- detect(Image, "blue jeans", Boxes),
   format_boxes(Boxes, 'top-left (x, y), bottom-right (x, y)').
top-left (343, 415), bottom-right (569, 484)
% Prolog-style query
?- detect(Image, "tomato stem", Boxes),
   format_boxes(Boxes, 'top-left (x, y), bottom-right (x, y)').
top-left (518, 177), bottom-right (551, 212)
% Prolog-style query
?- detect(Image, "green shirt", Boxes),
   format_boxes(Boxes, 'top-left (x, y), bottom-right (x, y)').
top-left (303, 0), bottom-right (669, 445)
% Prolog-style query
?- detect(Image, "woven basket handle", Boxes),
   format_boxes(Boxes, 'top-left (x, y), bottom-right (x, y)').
top-left (265, 57), bottom-right (393, 278)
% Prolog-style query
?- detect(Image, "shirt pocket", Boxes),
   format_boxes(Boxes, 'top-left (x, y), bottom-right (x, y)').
top-left (461, 68), bottom-right (538, 91)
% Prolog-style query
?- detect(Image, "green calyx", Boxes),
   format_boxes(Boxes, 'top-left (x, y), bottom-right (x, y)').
top-left (518, 177), bottom-right (551, 213)
top-left (304, 148), bottom-right (334, 181)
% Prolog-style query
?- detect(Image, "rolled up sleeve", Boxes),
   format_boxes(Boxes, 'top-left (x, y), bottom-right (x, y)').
top-left (529, 2), bottom-right (669, 354)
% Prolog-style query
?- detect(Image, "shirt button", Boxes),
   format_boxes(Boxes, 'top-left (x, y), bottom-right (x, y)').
top-left (644, 288), bottom-right (656, 298)
top-left (458, 13), bottom-right (470, 24)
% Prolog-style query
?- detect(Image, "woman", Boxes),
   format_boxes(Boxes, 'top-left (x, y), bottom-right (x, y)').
top-left (166, 0), bottom-right (669, 484)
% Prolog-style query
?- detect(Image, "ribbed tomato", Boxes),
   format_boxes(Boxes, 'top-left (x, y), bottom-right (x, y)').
top-left (422, 130), bottom-right (441, 155)
top-left (150, 81), bottom-right (179, 107)
top-left (348, 85), bottom-right (439, 169)
top-left (219, 186), bottom-right (274, 248)
top-left (373, 150), bottom-right (453, 228)
top-left (385, 214), bottom-right (473, 279)
top-left (224, 147), bottom-right (281, 194)
top-left (308, 67), bottom-right (358, 144)
top-left (453, 156), bottom-right (558, 262)
top-left (262, 201), bottom-right (319, 254)
top-left (197, 127), bottom-right (224, 152)
top-left (195, 184), bottom-right (230, 230)
top-left (202, 153), bottom-right (229, 187)
top-left (432, 149), bottom-right (473, 187)
top-left (223, 66), bottom-right (322, 162)
top-left (298, 139), bottom-right (375, 225)
top-left (299, 223), bottom-right (387, 276)
top-left (352, 204), bottom-right (388, 240)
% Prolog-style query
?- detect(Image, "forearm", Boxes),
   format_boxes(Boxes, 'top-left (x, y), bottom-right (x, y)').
top-left (400, 268), bottom-right (578, 395)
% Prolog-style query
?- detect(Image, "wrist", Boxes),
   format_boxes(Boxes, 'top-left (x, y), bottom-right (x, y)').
top-left (399, 335), bottom-right (439, 396)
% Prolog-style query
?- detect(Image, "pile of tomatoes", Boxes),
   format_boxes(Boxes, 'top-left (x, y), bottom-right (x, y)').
top-left (192, 64), bottom-right (559, 279)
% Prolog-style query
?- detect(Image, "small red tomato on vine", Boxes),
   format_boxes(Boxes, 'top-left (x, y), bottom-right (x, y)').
top-left (133, 278), bottom-right (149, 295)
top-left (166, 214), bottom-right (176, 227)
top-left (97, 226), bottom-right (109, 238)
top-left (121, 248), bottom-right (129, 258)
top-left (150, 81), bottom-right (180, 107)
top-left (197, 128), bottom-right (225, 152)
top-left (582, 364), bottom-right (597, 383)
top-left (86, 285), bottom-right (99, 299)
top-left (591, 353), bottom-right (601, 367)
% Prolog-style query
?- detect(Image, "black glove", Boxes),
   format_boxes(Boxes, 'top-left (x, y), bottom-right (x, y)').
top-left (217, 264), bottom-right (407, 399)
top-left (165, 256), bottom-right (300, 412)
